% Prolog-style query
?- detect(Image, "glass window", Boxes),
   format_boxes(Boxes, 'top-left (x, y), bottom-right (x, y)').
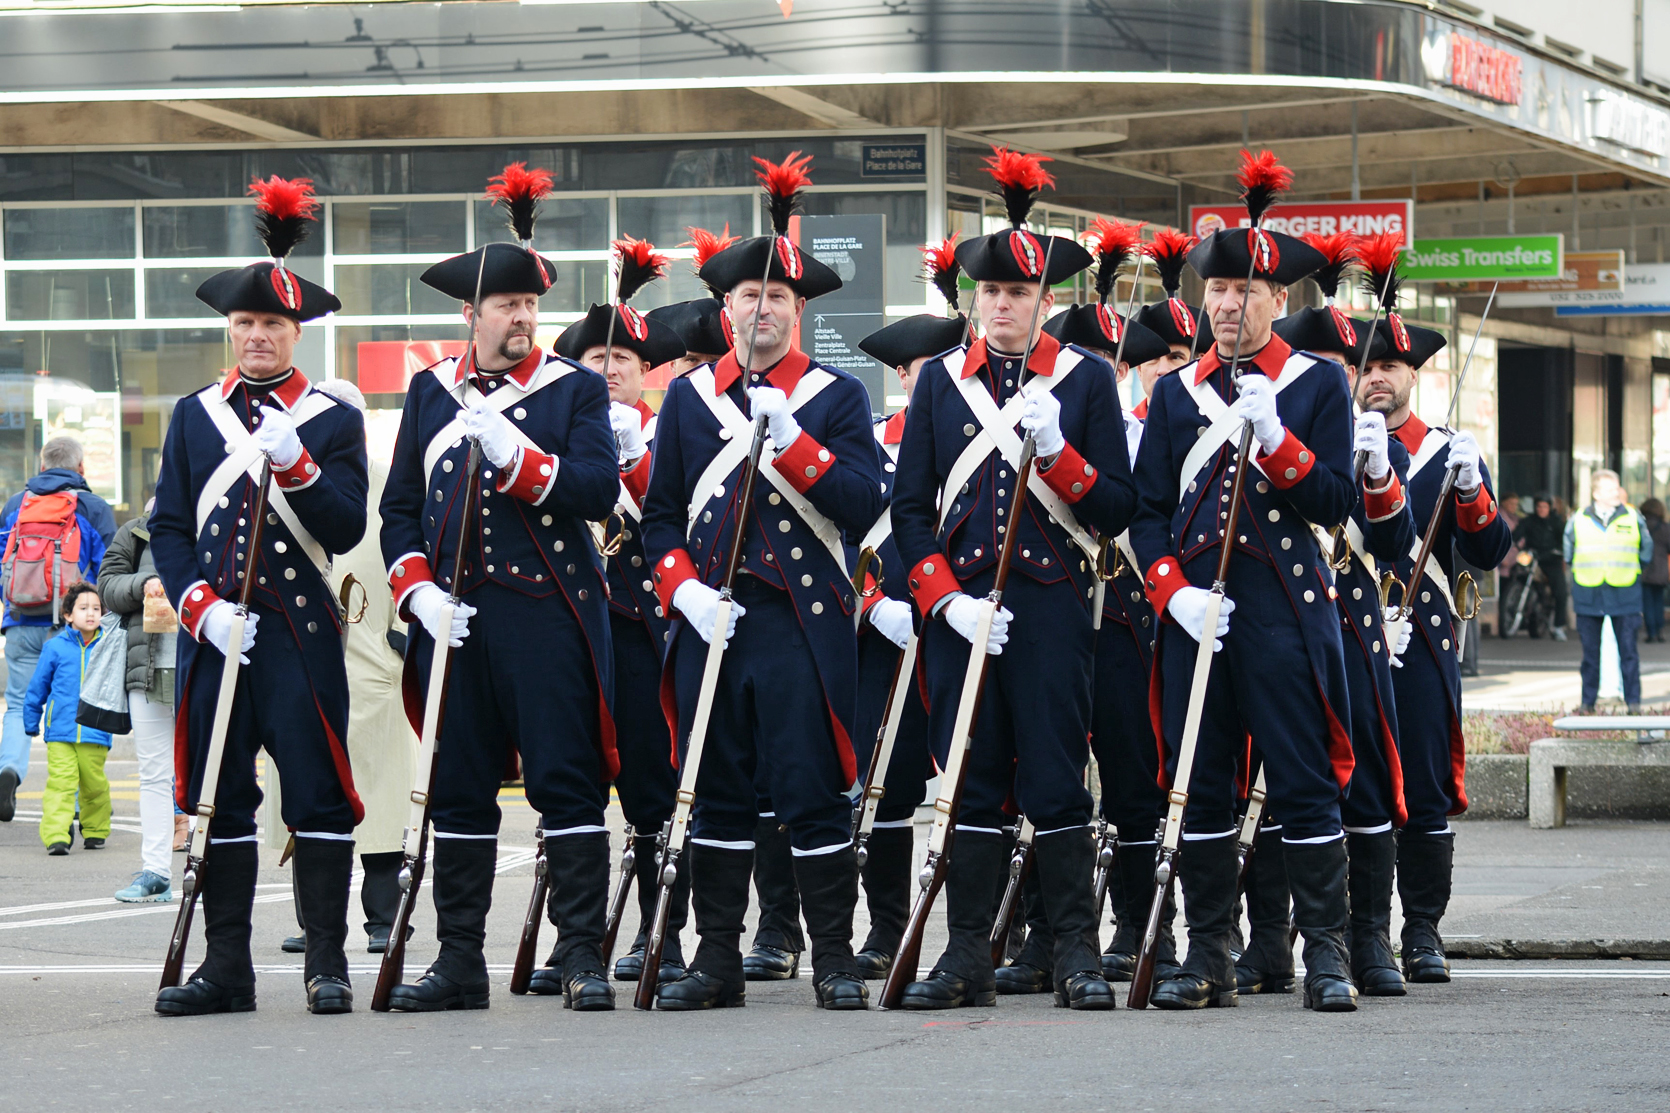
top-left (472, 197), bottom-right (607, 253)
top-left (617, 194), bottom-right (751, 255)
top-left (4, 206), bottom-right (134, 260)
top-left (333, 202), bottom-right (466, 256)
top-left (144, 268), bottom-right (230, 319)
top-left (334, 264), bottom-right (460, 317)
top-left (538, 259), bottom-right (610, 314)
top-left (798, 191), bottom-right (928, 307)
top-left (336, 323), bottom-right (470, 464)
top-left (6, 270), bottom-right (135, 320)
top-left (144, 205), bottom-right (301, 259)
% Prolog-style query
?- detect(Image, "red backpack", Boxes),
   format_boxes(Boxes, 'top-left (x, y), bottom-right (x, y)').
top-left (2, 491), bottom-right (83, 624)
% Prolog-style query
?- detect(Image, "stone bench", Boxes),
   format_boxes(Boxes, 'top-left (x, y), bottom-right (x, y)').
top-left (1528, 716), bottom-right (1670, 828)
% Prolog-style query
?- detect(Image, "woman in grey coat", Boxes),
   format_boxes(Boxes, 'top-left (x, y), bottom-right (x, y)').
top-left (99, 505), bottom-right (180, 902)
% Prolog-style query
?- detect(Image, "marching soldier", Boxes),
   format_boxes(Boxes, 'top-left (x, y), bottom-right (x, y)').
top-left (640, 154), bottom-right (883, 1011)
top-left (890, 149), bottom-right (1136, 1011)
top-left (1130, 151), bottom-right (1364, 1013)
top-left (151, 178), bottom-right (368, 1016)
top-left (1356, 274), bottom-right (1511, 985)
top-left (543, 240), bottom-right (693, 990)
top-left (846, 306), bottom-right (969, 980)
top-left (379, 165), bottom-right (622, 1012)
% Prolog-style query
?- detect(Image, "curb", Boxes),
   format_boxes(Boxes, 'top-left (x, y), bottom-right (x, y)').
top-left (1446, 939), bottom-right (1670, 960)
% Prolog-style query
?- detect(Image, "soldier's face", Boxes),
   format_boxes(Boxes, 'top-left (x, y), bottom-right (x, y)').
top-left (1204, 278), bottom-right (1285, 355)
top-left (227, 312), bottom-right (301, 379)
top-left (466, 293), bottom-right (540, 370)
top-left (1357, 358), bottom-right (1416, 420)
top-left (725, 281), bottom-right (804, 365)
top-left (976, 281), bottom-right (1055, 353)
top-left (583, 345), bottom-right (650, 406)
top-left (1136, 345), bottom-right (1191, 399)
top-left (669, 352), bottom-right (721, 377)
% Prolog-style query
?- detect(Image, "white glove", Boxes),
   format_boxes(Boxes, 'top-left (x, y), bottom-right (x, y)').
top-left (673, 579), bottom-right (745, 648)
top-left (1166, 586), bottom-right (1235, 652)
top-left (464, 403), bottom-right (520, 470)
top-left (252, 408), bottom-right (303, 470)
top-left (199, 600), bottom-right (258, 665)
top-left (1354, 411), bottom-right (1390, 481)
top-left (610, 402), bottom-right (648, 464)
top-left (1019, 387), bottom-right (1066, 458)
top-left (1448, 430), bottom-right (1482, 491)
top-left (1385, 606), bottom-right (1412, 667)
top-left (1233, 375), bottom-right (1284, 455)
top-left (747, 386), bottom-right (802, 449)
top-left (867, 597), bottom-right (914, 650)
top-left (941, 592), bottom-right (1012, 655)
top-left (407, 582), bottom-right (476, 648)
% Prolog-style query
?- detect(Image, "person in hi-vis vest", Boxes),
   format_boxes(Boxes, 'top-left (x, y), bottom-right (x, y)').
top-left (1564, 468), bottom-right (1653, 712)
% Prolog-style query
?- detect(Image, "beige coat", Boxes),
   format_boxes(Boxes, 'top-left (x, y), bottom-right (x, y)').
top-left (264, 462), bottom-right (416, 853)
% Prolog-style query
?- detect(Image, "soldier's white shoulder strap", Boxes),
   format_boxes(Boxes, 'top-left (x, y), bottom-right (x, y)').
top-left (1174, 352), bottom-right (1314, 503)
top-left (1406, 426), bottom-right (1451, 482)
top-left (419, 355), bottom-right (575, 489)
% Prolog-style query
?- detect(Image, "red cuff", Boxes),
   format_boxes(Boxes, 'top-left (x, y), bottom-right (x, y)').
top-left (907, 554), bottom-right (962, 617)
top-left (176, 580), bottom-right (226, 641)
top-left (497, 447), bottom-right (558, 505)
top-left (1038, 441), bottom-right (1096, 505)
top-left (1143, 556), bottom-right (1190, 618)
top-left (859, 577), bottom-right (887, 617)
top-left (272, 446), bottom-right (320, 492)
top-left (1255, 429), bottom-right (1315, 490)
top-left (773, 430), bottom-right (835, 495)
top-left (388, 552), bottom-right (436, 621)
top-left (1455, 484), bottom-right (1499, 532)
top-left (620, 449), bottom-right (651, 507)
top-left (652, 548), bottom-right (701, 614)
top-left (1361, 471), bottom-right (1407, 523)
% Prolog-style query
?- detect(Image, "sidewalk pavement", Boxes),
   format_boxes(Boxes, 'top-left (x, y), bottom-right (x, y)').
top-left (1465, 623), bottom-right (1670, 711)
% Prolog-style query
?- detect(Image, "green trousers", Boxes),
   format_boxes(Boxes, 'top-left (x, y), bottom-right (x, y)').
top-left (41, 741), bottom-right (110, 847)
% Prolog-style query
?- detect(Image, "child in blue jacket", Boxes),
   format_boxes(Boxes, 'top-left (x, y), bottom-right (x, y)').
top-left (27, 582), bottom-right (112, 854)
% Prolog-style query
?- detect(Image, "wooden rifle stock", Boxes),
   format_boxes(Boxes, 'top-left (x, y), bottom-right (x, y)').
top-left (508, 826), bottom-right (550, 995)
top-left (159, 459), bottom-right (273, 991)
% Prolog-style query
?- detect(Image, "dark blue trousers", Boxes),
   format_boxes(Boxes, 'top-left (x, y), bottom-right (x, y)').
top-left (1578, 612), bottom-right (1643, 707)
top-left (1090, 618), bottom-right (1162, 841)
top-left (670, 577), bottom-right (852, 851)
top-left (1339, 627), bottom-right (1397, 831)
top-left (923, 573), bottom-right (1095, 833)
top-left (181, 600), bottom-right (355, 840)
top-left (1389, 634), bottom-right (1458, 833)
top-left (1159, 557), bottom-right (1344, 842)
top-left (610, 612), bottom-right (676, 832)
top-left (852, 625), bottom-right (932, 824)
top-left (413, 582), bottom-right (608, 837)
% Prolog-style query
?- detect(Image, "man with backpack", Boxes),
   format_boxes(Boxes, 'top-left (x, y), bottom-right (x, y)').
top-left (0, 435), bottom-right (114, 822)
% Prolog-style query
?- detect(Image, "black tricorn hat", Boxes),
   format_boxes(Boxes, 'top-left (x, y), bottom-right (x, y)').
top-left (698, 235), bottom-right (843, 301)
top-left (421, 241), bottom-right (557, 301)
top-left (957, 147), bottom-right (1091, 285)
top-left (1371, 317), bottom-right (1446, 370)
top-left (1188, 150), bottom-right (1323, 287)
top-left (646, 298), bottom-right (733, 358)
top-left (858, 314), bottom-right (968, 370)
top-left (197, 176), bottom-right (338, 321)
top-left (1135, 298), bottom-right (1211, 350)
top-left (554, 303), bottom-right (685, 368)
top-left (1043, 305), bottom-right (1171, 367)
top-left (1273, 307), bottom-right (1386, 366)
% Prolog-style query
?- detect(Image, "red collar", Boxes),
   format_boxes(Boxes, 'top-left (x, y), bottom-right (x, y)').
top-left (963, 332), bottom-right (1061, 380)
top-left (220, 367), bottom-right (310, 410)
top-left (1390, 411), bottom-right (1428, 455)
top-left (633, 398), bottom-right (656, 425)
top-left (713, 347), bottom-right (811, 397)
top-left (1132, 396), bottom-right (1149, 421)
top-left (881, 407), bottom-right (908, 445)
top-left (1193, 334), bottom-right (1292, 385)
top-left (452, 346), bottom-right (545, 391)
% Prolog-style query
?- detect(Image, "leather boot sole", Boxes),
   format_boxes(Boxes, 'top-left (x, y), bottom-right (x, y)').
top-left (385, 988), bottom-right (490, 1012)
top-left (1403, 952), bottom-right (1451, 983)
top-left (564, 979), bottom-right (617, 1012)
top-left (1304, 977), bottom-right (1360, 1012)
top-left (1234, 967), bottom-right (1296, 995)
top-left (1151, 977), bottom-right (1238, 1010)
top-left (654, 984), bottom-right (746, 1010)
top-left (1100, 952), bottom-right (1135, 982)
top-left (1355, 968), bottom-right (1408, 996)
top-left (155, 990), bottom-right (257, 1016)
top-left (307, 981), bottom-right (354, 1015)
top-left (526, 967), bottom-right (565, 996)
top-left (854, 949), bottom-right (893, 980)
top-left (1054, 978), bottom-right (1118, 1010)
top-left (898, 985), bottom-right (997, 1010)
top-left (612, 953), bottom-right (646, 981)
top-left (994, 964), bottom-right (1051, 995)
top-left (742, 947), bottom-right (800, 981)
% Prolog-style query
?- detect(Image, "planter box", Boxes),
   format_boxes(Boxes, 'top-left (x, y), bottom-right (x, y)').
top-left (1456, 750), bottom-right (1670, 822)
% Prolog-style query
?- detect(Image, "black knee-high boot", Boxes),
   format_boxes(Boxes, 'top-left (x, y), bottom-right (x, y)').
top-left (1234, 826), bottom-right (1296, 994)
top-left (294, 836), bottom-right (355, 1014)
top-left (1346, 830), bottom-right (1405, 996)
top-left (361, 850), bottom-right (404, 951)
top-left (615, 832), bottom-right (690, 982)
top-left (899, 829), bottom-right (1008, 1009)
top-left (793, 845), bottom-right (868, 1009)
top-left (386, 837), bottom-right (495, 1012)
top-left (856, 825), bottom-right (914, 979)
top-left (1285, 838), bottom-right (1359, 1012)
top-left (544, 830), bottom-right (615, 1011)
top-left (1033, 827), bottom-right (1117, 1009)
top-left (155, 840), bottom-right (259, 1016)
top-left (1151, 835), bottom-right (1239, 1010)
top-left (995, 866), bottom-right (1053, 994)
top-left (657, 843), bottom-right (752, 1009)
top-left (746, 815), bottom-right (803, 979)
top-left (1397, 830), bottom-right (1455, 983)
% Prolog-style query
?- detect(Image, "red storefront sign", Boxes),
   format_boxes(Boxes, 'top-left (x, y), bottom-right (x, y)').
top-left (1189, 200), bottom-right (1412, 242)
top-left (1448, 34), bottom-right (1521, 105)
top-left (356, 340), bottom-right (467, 394)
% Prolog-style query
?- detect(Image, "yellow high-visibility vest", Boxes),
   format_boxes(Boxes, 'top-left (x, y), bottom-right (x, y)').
top-left (1571, 508), bottom-right (1642, 588)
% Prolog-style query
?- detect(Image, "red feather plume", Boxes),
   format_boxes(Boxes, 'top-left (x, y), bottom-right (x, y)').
top-left (247, 176), bottom-right (319, 260)
top-left (1146, 228), bottom-right (1196, 297)
top-left (485, 162), bottom-right (555, 244)
top-left (921, 234), bottom-right (962, 313)
top-left (1300, 231), bottom-right (1362, 300)
top-left (613, 236), bottom-right (670, 305)
top-left (754, 151), bottom-right (814, 236)
top-left (1083, 218), bottom-right (1146, 305)
top-left (1356, 232), bottom-right (1405, 309)
top-left (684, 224), bottom-right (740, 294)
top-left (983, 146), bottom-right (1056, 227)
top-left (1236, 149), bottom-right (1294, 225)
